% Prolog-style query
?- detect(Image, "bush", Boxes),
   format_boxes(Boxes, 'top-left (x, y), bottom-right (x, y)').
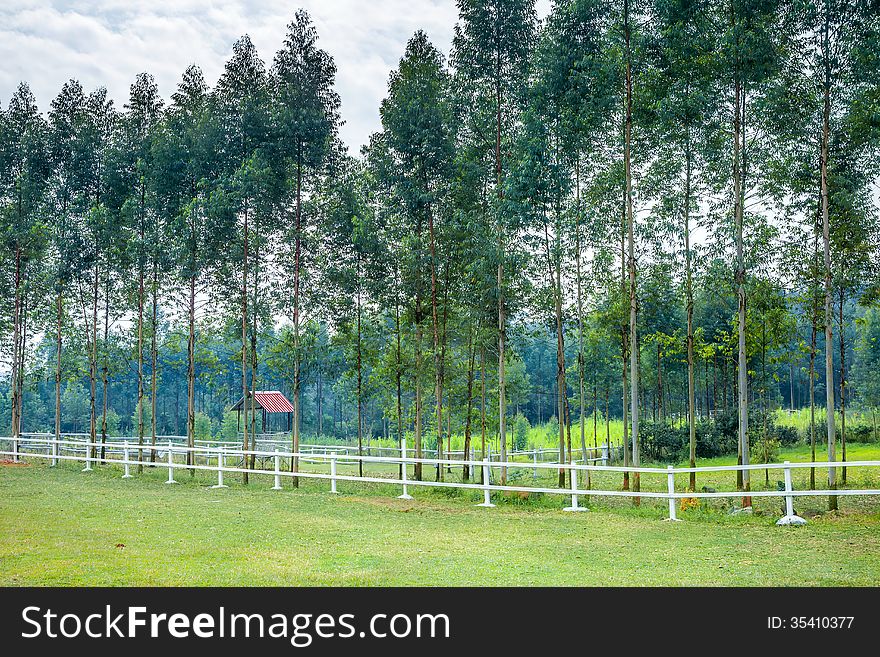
top-left (696, 410), bottom-right (738, 458)
top-left (512, 413), bottom-right (530, 451)
top-left (846, 424), bottom-right (875, 443)
top-left (194, 412), bottom-right (213, 441)
top-left (218, 411), bottom-right (239, 441)
top-left (774, 424), bottom-right (799, 446)
top-left (638, 408), bottom-right (796, 463)
top-left (545, 416), bottom-right (559, 444)
top-left (639, 421), bottom-right (687, 463)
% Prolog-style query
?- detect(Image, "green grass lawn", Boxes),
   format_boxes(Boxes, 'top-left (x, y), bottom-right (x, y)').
top-left (1, 449), bottom-right (879, 586)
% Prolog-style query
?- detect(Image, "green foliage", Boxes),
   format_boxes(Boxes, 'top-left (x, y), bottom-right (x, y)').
top-left (194, 412), bottom-right (213, 441)
top-left (218, 411), bottom-right (239, 441)
top-left (512, 412), bottom-right (530, 451)
top-left (640, 409), bottom-right (798, 463)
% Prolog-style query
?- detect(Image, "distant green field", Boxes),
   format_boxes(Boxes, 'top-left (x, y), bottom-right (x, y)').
top-left (1, 440), bottom-right (879, 586)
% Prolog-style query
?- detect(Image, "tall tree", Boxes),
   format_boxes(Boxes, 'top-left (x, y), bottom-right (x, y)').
top-left (213, 35), bottom-right (270, 482)
top-left (273, 9), bottom-right (340, 484)
top-left (379, 30), bottom-right (455, 481)
top-left (0, 83), bottom-right (50, 443)
top-left (452, 0), bottom-right (536, 483)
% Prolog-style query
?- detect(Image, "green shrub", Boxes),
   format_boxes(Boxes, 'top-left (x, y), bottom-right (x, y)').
top-left (512, 413), bottom-right (530, 451)
top-left (640, 421), bottom-right (687, 463)
top-left (846, 424), bottom-right (875, 443)
top-left (194, 412), bottom-right (213, 441)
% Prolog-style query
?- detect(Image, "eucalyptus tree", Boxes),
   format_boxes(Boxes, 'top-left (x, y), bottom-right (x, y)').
top-left (318, 154), bottom-right (381, 476)
top-left (151, 64), bottom-right (224, 462)
top-left (706, 0), bottom-right (785, 506)
top-left (47, 79), bottom-right (89, 449)
top-left (212, 35), bottom-right (271, 479)
top-left (363, 134), bottom-right (410, 476)
top-left (528, 0), bottom-right (620, 485)
top-left (452, 0), bottom-right (537, 483)
top-left (614, 0), bottom-right (655, 496)
top-left (378, 30), bottom-right (455, 480)
top-left (770, 0), bottom-right (880, 506)
top-left (649, 0), bottom-right (718, 490)
top-left (0, 83), bottom-right (51, 441)
top-left (509, 95), bottom-right (571, 486)
top-left (75, 85), bottom-right (122, 458)
top-left (121, 73), bottom-right (163, 469)
top-left (272, 9), bottom-right (340, 481)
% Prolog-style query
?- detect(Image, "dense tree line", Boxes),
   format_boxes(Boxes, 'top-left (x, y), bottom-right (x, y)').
top-left (2, 2), bottom-right (880, 501)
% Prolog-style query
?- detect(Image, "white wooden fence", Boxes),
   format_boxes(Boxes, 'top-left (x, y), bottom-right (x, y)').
top-left (2, 434), bottom-right (879, 526)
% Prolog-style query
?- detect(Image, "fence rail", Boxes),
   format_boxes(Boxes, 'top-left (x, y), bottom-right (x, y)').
top-left (2, 434), bottom-right (878, 526)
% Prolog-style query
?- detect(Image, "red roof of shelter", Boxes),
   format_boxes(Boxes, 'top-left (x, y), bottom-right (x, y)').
top-left (255, 391), bottom-right (294, 413)
top-left (230, 390), bottom-right (294, 413)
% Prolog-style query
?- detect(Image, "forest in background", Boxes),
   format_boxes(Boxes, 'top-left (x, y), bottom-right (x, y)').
top-left (2, 0), bottom-right (880, 496)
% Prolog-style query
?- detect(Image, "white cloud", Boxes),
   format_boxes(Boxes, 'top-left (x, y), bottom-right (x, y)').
top-left (0, 1), bottom-right (479, 152)
top-left (1, 1), bottom-right (552, 152)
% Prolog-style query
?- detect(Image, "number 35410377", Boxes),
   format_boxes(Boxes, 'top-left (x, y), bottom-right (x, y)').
top-left (768, 617), bottom-right (854, 629)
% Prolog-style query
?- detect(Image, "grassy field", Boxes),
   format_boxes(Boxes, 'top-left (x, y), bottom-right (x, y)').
top-left (1, 444), bottom-right (879, 586)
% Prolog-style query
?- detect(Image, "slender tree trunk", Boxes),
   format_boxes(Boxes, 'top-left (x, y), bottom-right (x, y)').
top-left (137, 183), bottom-right (145, 474)
top-left (625, 0), bottom-right (639, 501)
top-left (839, 288), bottom-right (847, 484)
top-left (395, 298), bottom-right (403, 481)
top-left (415, 322), bottom-right (423, 481)
top-left (291, 154), bottom-right (303, 485)
top-left (463, 324), bottom-right (476, 482)
top-left (428, 204), bottom-right (443, 482)
top-left (11, 246), bottom-right (21, 444)
top-left (101, 264), bottom-right (110, 462)
top-left (495, 71), bottom-right (508, 486)
top-left (241, 199), bottom-right (250, 485)
top-left (809, 318), bottom-right (817, 490)
top-left (480, 346), bottom-right (487, 483)
top-left (150, 259), bottom-right (158, 465)
top-left (555, 251), bottom-right (566, 487)
top-left (249, 234), bottom-right (258, 470)
top-left (187, 271), bottom-right (195, 463)
top-left (621, 206), bottom-right (630, 491)
top-left (605, 384), bottom-right (610, 453)
top-left (55, 287), bottom-right (62, 455)
top-left (821, 9), bottom-right (837, 510)
top-left (684, 126), bottom-right (697, 491)
top-left (356, 257), bottom-right (363, 479)
top-left (17, 294), bottom-right (26, 438)
top-left (733, 34), bottom-right (750, 507)
top-left (186, 181), bottom-right (196, 465)
top-left (575, 172), bottom-right (588, 479)
top-left (89, 253), bottom-right (98, 460)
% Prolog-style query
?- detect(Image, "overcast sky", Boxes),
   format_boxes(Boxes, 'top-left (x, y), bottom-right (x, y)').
top-left (0, 0), bottom-right (550, 154)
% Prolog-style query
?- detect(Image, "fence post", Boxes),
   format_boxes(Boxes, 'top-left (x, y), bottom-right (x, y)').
top-left (271, 447), bottom-right (282, 490)
top-left (532, 449), bottom-right (538, 479)
top-left (776, 461), bottom-right (806, 526)
top-left (51, 436), bottom-right (58, 467)
top-left (564, 464), bottom-right (588, 512)
top-left (330, 453), bottom-right (338, 494)
top-left (665, 465), bottom-right (680, 521)
top-left (165, 440), bottom-right (177, 484)
top-left (398, 437), bottom-right (413, 500)
top-left (122, 444), bottom-right (133, 479)
top-left (475, 459), bottom-right (495, 508)
top-left (212, 447), bottom-right (228, 489)
top-left (602, 442), bottom-right (609, 466)
top-left (81, 440), bottom-right (93, 472)
top-left (12, 434), bottom-right (19, 463)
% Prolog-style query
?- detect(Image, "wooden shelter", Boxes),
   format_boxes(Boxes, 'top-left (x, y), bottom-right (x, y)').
top-left (230, 390), bottom-right (294, 432)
